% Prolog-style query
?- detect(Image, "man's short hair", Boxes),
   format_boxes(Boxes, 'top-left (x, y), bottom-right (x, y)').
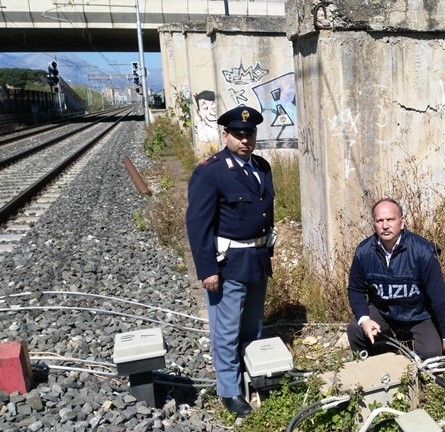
top-left (372, 198), bottom-right (403, 218)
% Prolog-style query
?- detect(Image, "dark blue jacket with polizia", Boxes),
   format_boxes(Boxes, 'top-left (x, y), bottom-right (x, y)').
top-left (348, 229), bottom-right (445, 337)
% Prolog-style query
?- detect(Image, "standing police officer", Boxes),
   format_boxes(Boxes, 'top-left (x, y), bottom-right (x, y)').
top-left (186, 106), bottom-right (275, 417)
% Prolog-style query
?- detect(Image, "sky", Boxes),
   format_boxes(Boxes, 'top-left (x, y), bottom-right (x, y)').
top-left (6, 51), bottom-right (162, 75)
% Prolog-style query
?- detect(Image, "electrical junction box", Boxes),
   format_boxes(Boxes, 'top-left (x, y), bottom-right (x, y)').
top-left (320, 352), bottom-right (417, 419)
top-left (113, 327), bottom-right (167, 375)
top-left (243, 337), bottom-right (293, 390)
top-left (395, 409), bottom-right (442, 432)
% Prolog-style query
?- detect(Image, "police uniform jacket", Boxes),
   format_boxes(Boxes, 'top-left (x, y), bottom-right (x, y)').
top-left (186, 146), bottom-right (275, 283)
top-left (348, 229), bottom-right (445, 337)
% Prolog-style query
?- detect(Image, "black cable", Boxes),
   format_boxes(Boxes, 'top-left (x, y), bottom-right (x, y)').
top-left (286, 368), bottom-right (313, 377)
top-left (285, 397), bottom-right (350, 432)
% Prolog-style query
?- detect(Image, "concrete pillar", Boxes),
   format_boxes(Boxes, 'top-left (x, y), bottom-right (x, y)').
top-left (183, 21), bottom-right (219, 158)
top-left (158, 24), bottom-right (190, 114)
top-left (207, 15), bottom-right (298, 151)
top-left (286, 0), bottom-right (445, 261)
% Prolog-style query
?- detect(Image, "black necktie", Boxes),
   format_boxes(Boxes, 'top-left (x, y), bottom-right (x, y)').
top-left (244, 162), bottom-right (260, 192)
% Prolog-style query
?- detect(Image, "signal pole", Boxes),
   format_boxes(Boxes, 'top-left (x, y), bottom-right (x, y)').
top-left (135, 0), bottom-right (150, 127)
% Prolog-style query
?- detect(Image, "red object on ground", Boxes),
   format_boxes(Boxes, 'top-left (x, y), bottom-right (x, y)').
top-left (0, 341), bottom-right (33, 394)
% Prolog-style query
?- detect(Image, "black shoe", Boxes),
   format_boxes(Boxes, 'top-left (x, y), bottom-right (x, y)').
top-left (222, 395), bottom-right (252, 417)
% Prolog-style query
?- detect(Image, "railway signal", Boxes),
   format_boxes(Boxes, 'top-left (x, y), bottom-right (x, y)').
top-left (131, 62), bottom-right (140, 86)
top-left (47, 61), bottom-right (60, 92)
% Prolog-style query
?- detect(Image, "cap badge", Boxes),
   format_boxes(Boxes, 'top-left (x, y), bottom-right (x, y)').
top-left (241, 110), bottom-right (249, 122)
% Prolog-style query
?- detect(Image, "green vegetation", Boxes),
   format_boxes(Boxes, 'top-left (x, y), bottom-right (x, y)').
top-left (0, 67), bottom-right (111, 113)
top-left (71, 84), bottom-right (113, 112)
top-left (0, 68), bottom-right (48, 91)
top-left (271, 153), bottom-right (301, 222)
top-left (139, 114), bottom-right (197, 256)
top-left (132, 209), bottom-right (148, 231)
top-left (138, 101), bottom-right (445, 431)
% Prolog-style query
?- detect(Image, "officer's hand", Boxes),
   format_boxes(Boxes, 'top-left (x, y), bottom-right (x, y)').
top-left (360, 319), bottom-right (381, 344)
top-left (442, 340), bottom-right (445, 353)
top-left (202, 275), bottom-right (220, 292)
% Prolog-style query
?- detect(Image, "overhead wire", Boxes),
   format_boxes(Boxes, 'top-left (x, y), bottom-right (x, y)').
top-left (49, 1), bottom-right (136, 82)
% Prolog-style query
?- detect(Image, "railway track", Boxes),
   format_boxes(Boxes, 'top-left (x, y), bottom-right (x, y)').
top-left (0, 106), bottom-right (137, 252)
top-left (0, 110), bottom-right (221, 431)
top-left (0, 107), bottom-right (129, 147)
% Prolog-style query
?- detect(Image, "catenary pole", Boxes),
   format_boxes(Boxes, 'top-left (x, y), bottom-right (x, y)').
top-left (135, 0), bottom-right (150, 127)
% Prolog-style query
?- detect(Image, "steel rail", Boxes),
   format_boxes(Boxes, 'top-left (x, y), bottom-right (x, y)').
top-left (0, 107), bottom-right (135, 224)
top-left (0, 107), bottom-right (131, 168)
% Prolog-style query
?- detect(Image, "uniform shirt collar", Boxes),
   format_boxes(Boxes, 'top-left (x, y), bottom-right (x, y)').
top-left (232, 154), bottom-right (254, 168)
top-left (378, 234), bottom-right (402, 264)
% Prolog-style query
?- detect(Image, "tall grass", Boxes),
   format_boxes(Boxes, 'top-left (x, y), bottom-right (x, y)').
top-left (141, 115), bottom-right (197, 256)
top-left (270, 153), bottom-right (301, 222)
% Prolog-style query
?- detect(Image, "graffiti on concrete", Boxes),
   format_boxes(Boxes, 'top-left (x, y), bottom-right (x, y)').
top-left (252, 72), bottom-right (296, 147)
top-left (221, 61), bottom-right (297, 148)
top-left (228, 88), bottom-right (248, 106)
top-left (301, 124), bottom-right (319, 172)
top-left (329, 108), bottom-right (359, 137)
top-left (222, 62), bottom-right (269, 85)
top-left (193, 90), bottom-right (219, 144)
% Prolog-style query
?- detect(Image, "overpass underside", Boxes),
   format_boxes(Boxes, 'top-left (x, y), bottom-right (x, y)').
top-left (0, 0), bottom-right (285, 52)
top-left (0, 27), bottom-right (161, 53)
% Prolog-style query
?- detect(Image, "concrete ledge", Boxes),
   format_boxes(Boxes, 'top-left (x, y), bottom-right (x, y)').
top-left (286, 0), bottom-right (445, 39)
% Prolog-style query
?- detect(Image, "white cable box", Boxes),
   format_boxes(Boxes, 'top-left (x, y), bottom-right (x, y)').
top-left (243, 337), bottom-right (293, 377)
top-left (113, 327), bottom-right (166, 364)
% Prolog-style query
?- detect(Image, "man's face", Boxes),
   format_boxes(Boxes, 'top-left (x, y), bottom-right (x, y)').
top-left (223, 129), bottom-right (257, 161)
top-left (373, 201), bottom-right (405, 250)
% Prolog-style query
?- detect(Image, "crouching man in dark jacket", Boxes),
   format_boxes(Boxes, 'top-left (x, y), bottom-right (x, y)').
top-left (347, 197), bottom-right (445, 359)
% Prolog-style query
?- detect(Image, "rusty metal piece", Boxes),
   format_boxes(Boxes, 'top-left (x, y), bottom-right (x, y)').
top-left (313, 4), bottom-right (332, 31)
top-left (123, 156), bottom-right (150, 195)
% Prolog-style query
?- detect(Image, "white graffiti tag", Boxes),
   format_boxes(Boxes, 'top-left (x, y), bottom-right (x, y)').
top-left (330, 109), bottom-right (360, 136)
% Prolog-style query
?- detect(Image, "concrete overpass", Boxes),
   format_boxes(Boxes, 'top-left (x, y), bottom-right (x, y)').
top-left (0, 0), bottom-right (285, 52)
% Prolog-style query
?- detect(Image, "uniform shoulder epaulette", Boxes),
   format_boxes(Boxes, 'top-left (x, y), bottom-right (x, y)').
top-left (201, 154), bottom-right (220, 167)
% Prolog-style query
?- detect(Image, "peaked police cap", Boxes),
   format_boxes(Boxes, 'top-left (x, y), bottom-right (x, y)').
top-left (217, 106), bottom-right (263, 133)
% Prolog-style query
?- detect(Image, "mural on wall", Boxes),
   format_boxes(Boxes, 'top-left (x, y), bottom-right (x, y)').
top-left (222, 61), bottom-right (297, 149)
top-left (252, 72), bottom-right (296, 148)
top-left (193, 89), bottom-right (220, 156)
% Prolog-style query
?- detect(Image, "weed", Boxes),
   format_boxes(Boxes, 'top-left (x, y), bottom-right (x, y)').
top-left (132, 209), bottom-right (147, 231)
top-left (145, 190), bottom-right (185, 255)
top-left (171, 85), bottom-right (192, 129)
top-left (159, 171), bottom-right (174, 190)
top-left (236, 381), bottom-right (304, 432)
top-left (143, 114), bottom-right (197, 173)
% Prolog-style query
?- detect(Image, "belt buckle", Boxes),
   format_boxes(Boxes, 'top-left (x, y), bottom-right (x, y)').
top-left (255, 237), bottom-right (261, 247)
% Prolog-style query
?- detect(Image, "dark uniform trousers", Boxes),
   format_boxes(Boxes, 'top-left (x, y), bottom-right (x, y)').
top-left (347, 304), bottom-right (443, 359)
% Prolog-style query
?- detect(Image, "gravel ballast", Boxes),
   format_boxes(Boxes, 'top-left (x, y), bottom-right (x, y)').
top-left (0, 114), bottom-right (227, 431)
